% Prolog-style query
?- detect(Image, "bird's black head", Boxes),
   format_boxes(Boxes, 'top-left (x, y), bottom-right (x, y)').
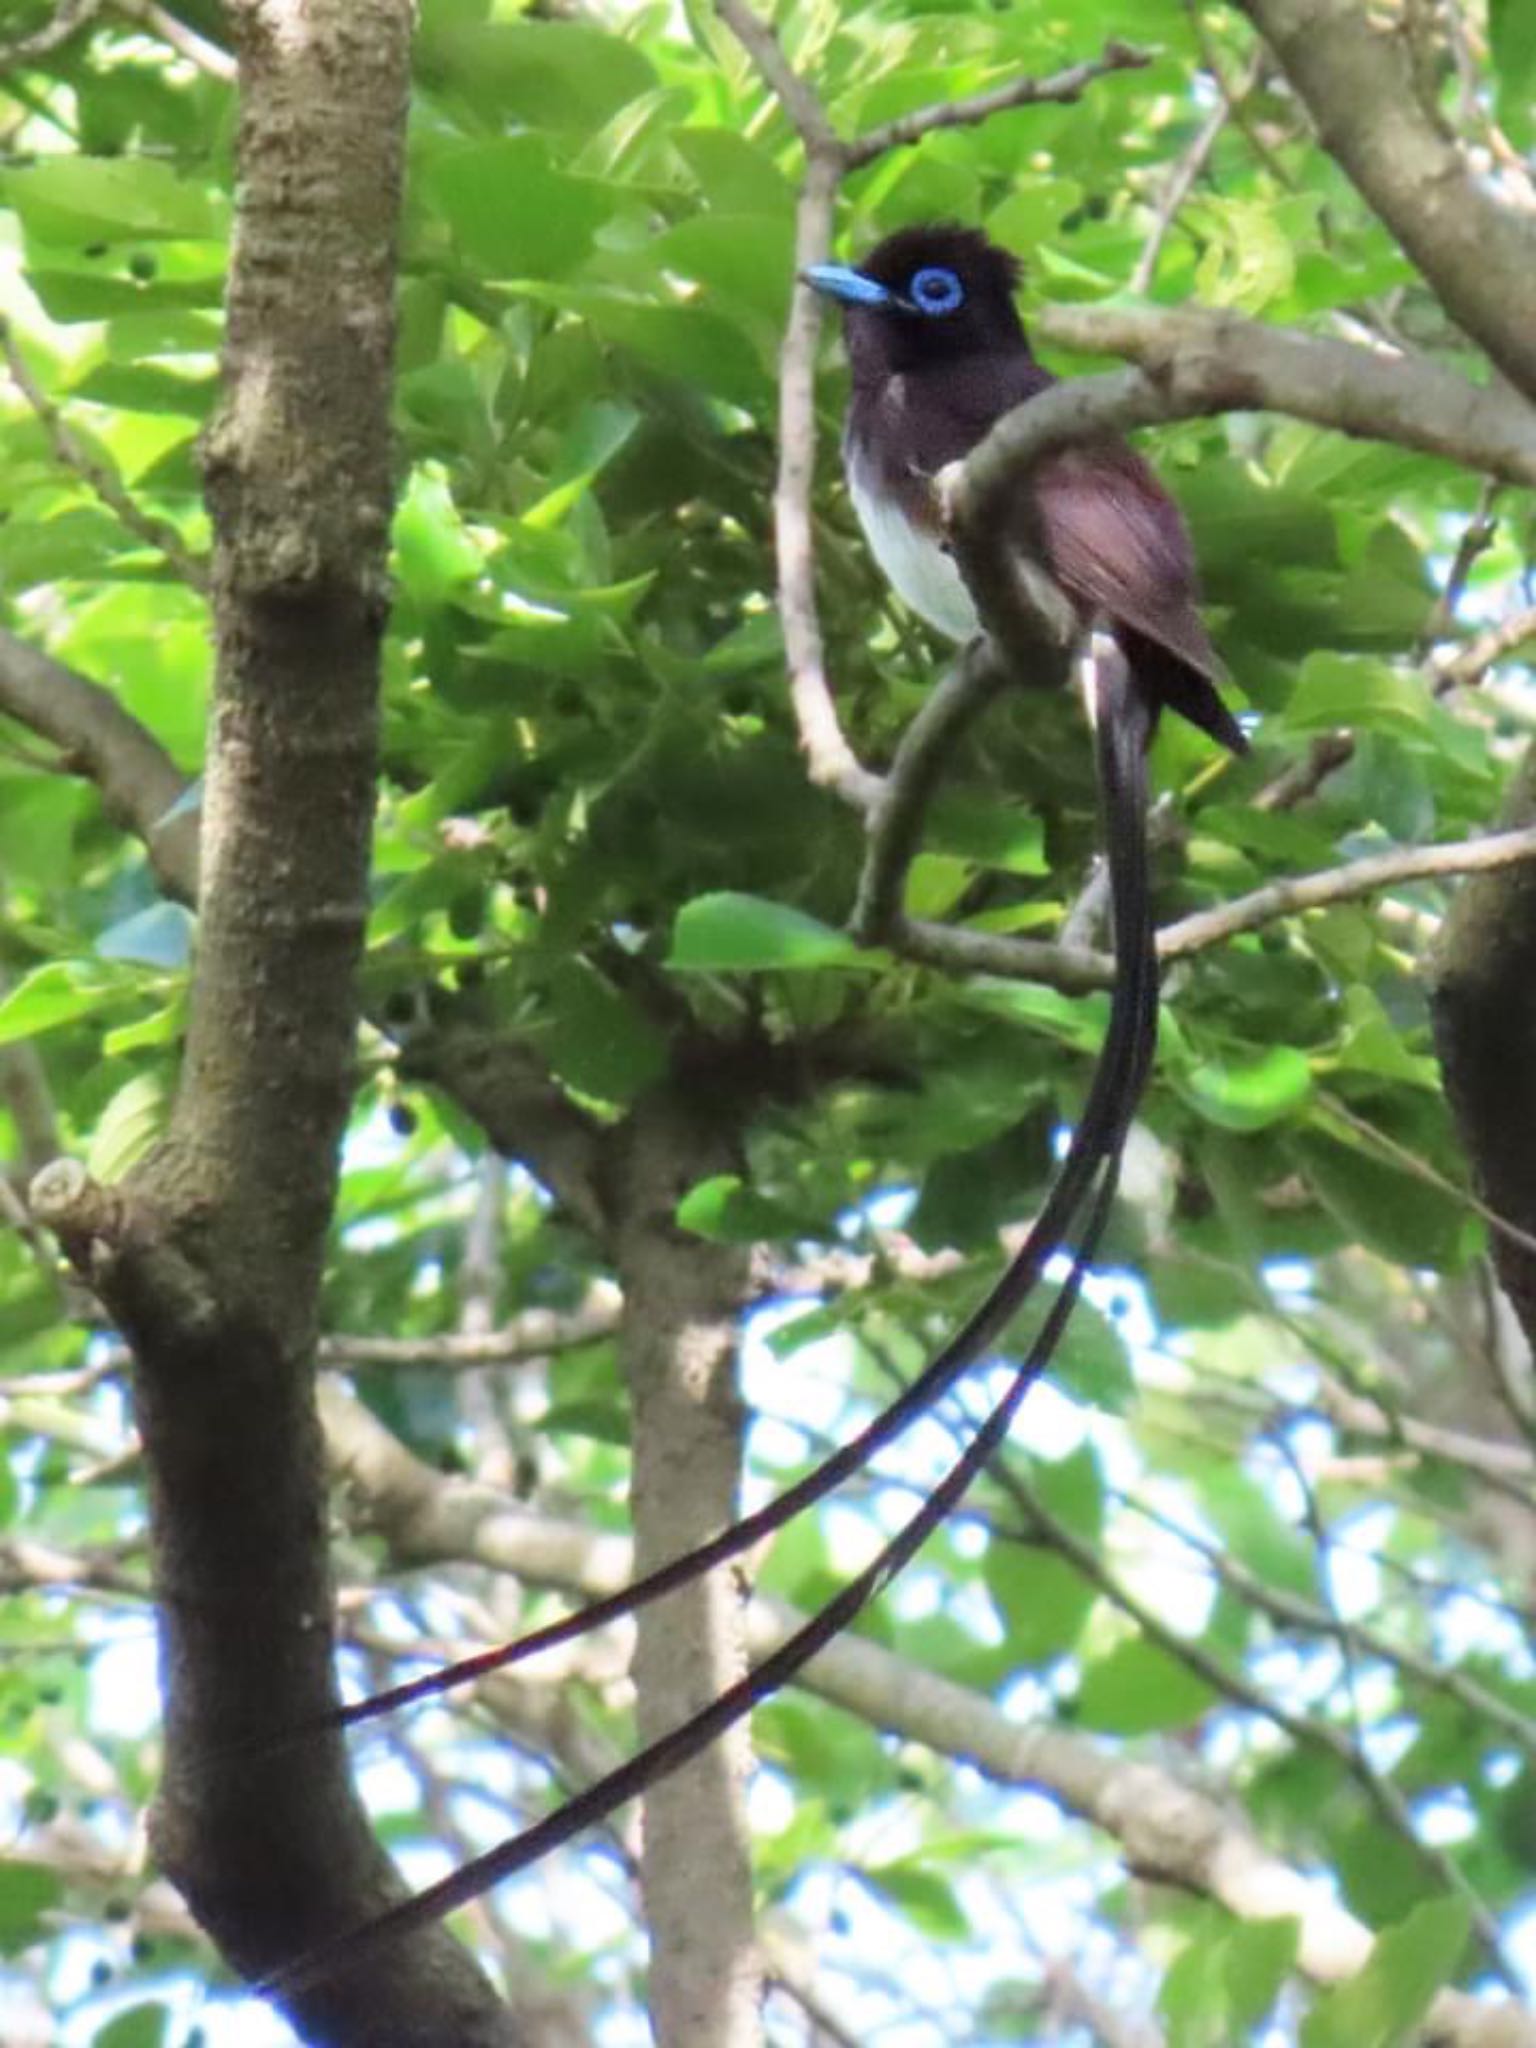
top-left (803, 223), bottom-right (1026, 376)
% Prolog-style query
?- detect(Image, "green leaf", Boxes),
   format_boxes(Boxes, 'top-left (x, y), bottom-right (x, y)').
top-left (3, 157), bottom-right (224, 242)
top-left (959, 979), bottom-right (1109, 1054)
top-left (394, 466), bottom-right (482, 608)
top-left (674, 129), bottom-right (796, 216)
top-left (1176, 461), bottom-right (1339, 578)
top-left (539, 1399), bottom-right (630, 1447)
top-left (523, 402), bottom-right (641, 531)
top-left (986, 1541), bottom-right (1094, 1666)
top-left (27, 269), bottom-right (223, 322)
top-left (527, 286), bottom-right (771, 408)
top-left (858, 1859), bottom-right (969, 1941)
top-left (1302, 1897), bottom-right (1469, 2048)
top-left (0, 778), bottom-right (88, 885)
top-left (86, 1072), bottom-right (169, 1185)
top-left (667, 893), bottom-right (879, 974)
top-left (0, 1861), bottom-right (62, 1956)
top-left (1174, 1043), bottom-right (1313, 1132)
top-left (1195, 1467), bottom-right (1316, 1600)
top-left (1159, 1922), bottom-right (1230, 2048)
top-left (103, 995), bottom-right (185, 1056)
top-left (69, 362), bottom-right (217, 418)
top-left (91, 2004), bottom-right (169, 2048)
top-left (416, 16), bottom-right (658, 131)
top-left (1048, 1289), bottom-right (1135, 1410)
top-left (1077, 1637), bottom-right (1218, 1735)
top-left (650, 213), bottom-right (796, 326)
top-left (926, 795), bottom-right (1047, 874)
top-left (1160, 1912), bottom-right (1299, 2048)
top-left (675, 1173), bottom-right (809, 1245)
top-left (1189, 195), bottom-right (1298, 314)
top-left (424, 138), bottom-right (613, 279)
top-left (534, 959), bottom-right (668, 1105)
top-left (1491, 0), bottom-right (1536, 145)
top-left (1224, 1915), bottom-right (1300, 2029)
top-left (0, 964), bottom-right (117, 1047)
top-left (1282, 652), bottom-right (1430, 740)
top-left (1289, 1127), bottom-right (1472, 1271)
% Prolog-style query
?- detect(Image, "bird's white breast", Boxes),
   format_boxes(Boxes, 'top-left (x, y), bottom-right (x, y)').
top-left (846, 449), bottom-right (979, 644)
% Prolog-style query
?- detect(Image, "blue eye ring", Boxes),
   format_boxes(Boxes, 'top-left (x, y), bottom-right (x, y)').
top-left (907, 265), bottom-right (965, 315)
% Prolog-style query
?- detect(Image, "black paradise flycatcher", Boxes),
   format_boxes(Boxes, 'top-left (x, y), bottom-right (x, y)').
top-left (259, 224), bottom-right (1246, 2002)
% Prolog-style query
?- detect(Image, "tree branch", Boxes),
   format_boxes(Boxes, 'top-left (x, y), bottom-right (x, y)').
top-left (1160, 823), bottom-right (1536, 961)
top-left (321, 1285), bottom-right (623, 1373)
top-left (21, 6), bottom-right (517, 2040)
top-left (982, 305), bottom-right (1536, 494)
top-left (112, 0), bottom-right (235, 79)
top-left (878, 824), bottom-right (1536, 993)
top-left (0, 629), bottom-right (197, 900)
top-left (1238, 0), bottom-right (1536, 404)
top-left (843, 43), bottom-right (1151, 168)
top-left (847, 643), bottom-right (1012, 944)
top-left (608, 1088), bottom-right (760, 2047)
top-left (0, 317), bottom-right (209, 590)
top-left (0, 0), bottom-right (102, 66)
top-left (319, 1391), bottom-right (1536, 2048)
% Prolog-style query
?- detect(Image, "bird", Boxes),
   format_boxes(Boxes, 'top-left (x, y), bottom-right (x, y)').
top-left (802, 221), bottom-right (1246, 755)
top-left (258, 224), bottom-right (1241, 2005)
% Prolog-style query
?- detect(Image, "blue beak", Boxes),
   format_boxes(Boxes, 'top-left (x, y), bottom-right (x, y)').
top-left (801, 263), bottom-right (892, 309)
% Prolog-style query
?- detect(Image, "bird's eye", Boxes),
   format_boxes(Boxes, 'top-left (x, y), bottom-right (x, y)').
top-left (908, 266), bottom-right (965, 315)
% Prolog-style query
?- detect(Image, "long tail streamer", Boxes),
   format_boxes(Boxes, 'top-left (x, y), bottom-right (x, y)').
top-left (260, 641), bottom-right (1159, 2000)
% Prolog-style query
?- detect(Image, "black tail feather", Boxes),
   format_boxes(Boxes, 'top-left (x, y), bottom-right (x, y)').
top-left (255, 639), bottom-right (1161, 2004)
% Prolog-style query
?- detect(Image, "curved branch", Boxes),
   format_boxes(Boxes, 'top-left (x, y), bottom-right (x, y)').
top-left (844, 42), bottom-right (1151, 168)
top-left (959, 314), bottom-right (1536, 512)
top-left (0, 629), bottom-right (197, 900)
top-left (847, 642), bottom-right (1012, 944)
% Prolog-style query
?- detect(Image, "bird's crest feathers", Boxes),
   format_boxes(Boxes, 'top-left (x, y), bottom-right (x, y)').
top-left (856, 221), bottom-right (1023, 302)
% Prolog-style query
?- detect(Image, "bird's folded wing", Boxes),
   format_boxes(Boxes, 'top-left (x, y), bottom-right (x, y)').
top-left (1035, 444), bottom-right (1221, 681)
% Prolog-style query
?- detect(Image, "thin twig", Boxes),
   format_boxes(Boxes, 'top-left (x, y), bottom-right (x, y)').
top-left (773, 154), bottom-right (881, 809)
top-left (1432, 602), bottom-right (1536, 694)
top-left (0, 317), bottom-right (208, 591)
top-left (881, 820), bottom-right (1536, 991)
top-left (1318, 1092), bottom-right (1536, 1262)
top-left (1159, 820), bottom-right (1536, 960)
top-left (848, 642), bottom-right (1011, 943)
top-left (987, 1440), bottom-right (1517, 1980)
top-left (714, 0), bottom-right (839, 154)
top-left (1183, 4), bottom-right (1297, 188)
top-left (1130, 57), bottom-right (1258, 296)
top-left (113, 0), bottom-right (235, 80)
top-left (845, 43), bottom-right (1152, 169)
top-left (1253, 731), bottom-right (1354, 812)
top-left (323, 1285), bottom-right (622, 1373)
top-left (0, 0), bottom-right (102, 68)
top-left (1418, 480), bottom-right (1502, 658)
top-left (1120, 1489), bottom-right (1536, 1762)
top-left (715, 0), bottom-right (881, 808)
